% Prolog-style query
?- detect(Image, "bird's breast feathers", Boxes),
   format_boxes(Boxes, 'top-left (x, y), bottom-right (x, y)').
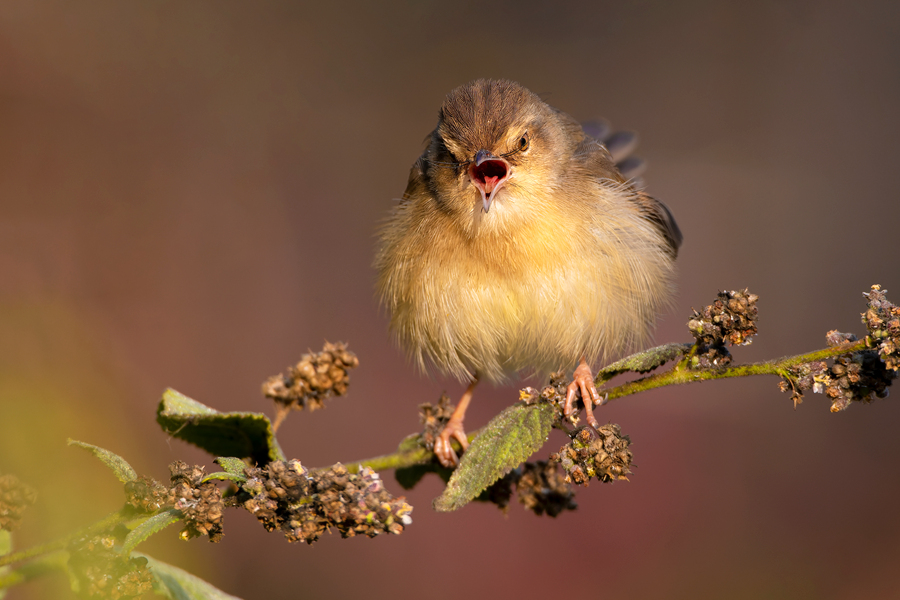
top-left (377, 182), bottom-right (675, 382)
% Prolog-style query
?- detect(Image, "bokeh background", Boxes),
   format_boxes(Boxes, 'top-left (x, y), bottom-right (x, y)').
top-left (2, 1), bottom-right (899, 598)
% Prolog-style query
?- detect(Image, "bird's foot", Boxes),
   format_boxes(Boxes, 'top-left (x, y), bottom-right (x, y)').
top-left (565, 360), bottom-right (605, 428)
top-left (434, 416), bottom-right (469, 468)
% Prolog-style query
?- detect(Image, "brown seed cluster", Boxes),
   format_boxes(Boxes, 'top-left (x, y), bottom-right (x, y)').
top-left (123, 475), bottom-right (168, 514)
top-left (67, 534), bottom-right (153, 600)
top-left (240, 459), bottom-right (312, 534)
top-left (778, 360), bottom-right (829, 408)
top-left (168, 461), bottom-right (224, 543)
top-left (262, 342), bottom-right (359, 411)
top-left (479, 471), bottom-right (518, 511)
top-left (862, 285), bottom-right (900, 371)
top-left (240, 462), bottom-right (412, 545)
top-left (0, 473), bottom-right (37, 531)
top-left (419, 394), bottom-right (455, 450)
top-left (478, 461), bottom-right (577, 517)
top-left (515, 461), bottom-right (578, 517)
top-left (687, 289), bottom-right (759, 369)
top-left (551, 424), bottom-right (633, 485)
top-left (524, 372), bottom-right (578, 423)
top-left (817, 331), bottom-right (894, 412)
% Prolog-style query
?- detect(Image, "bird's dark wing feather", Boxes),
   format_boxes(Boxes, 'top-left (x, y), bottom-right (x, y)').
top-left (631, 192), bottom-right (683, 257)
top-left (579, 124), bottom-right (682, 258)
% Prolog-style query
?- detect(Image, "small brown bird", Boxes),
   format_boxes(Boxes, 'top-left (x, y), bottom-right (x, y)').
top-left (376, 79), bottom-right (681, 467)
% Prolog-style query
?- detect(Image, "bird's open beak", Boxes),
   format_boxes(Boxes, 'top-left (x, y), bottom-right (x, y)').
top-left (469, 149), bottom-right (510, 213)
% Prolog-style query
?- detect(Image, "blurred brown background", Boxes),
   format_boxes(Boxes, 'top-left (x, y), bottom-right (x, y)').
top-left (2, 1), bottom-right (899, 598)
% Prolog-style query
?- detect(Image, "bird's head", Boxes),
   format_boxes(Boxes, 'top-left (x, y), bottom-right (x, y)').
top-left (423, 79), bottom-right (584, 230)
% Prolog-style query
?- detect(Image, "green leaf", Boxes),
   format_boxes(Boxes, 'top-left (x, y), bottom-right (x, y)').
top-left (201, 457), bottom-right (249, 484)
top-left (138, 553), bottom-right (243, 599)
top-left (200, 472), bottom-right (246, 484)
top-left (156, 389), bottom-right (285, 465)
top-left (122, 510), bottom-right (181, 554)
top-left (67, 439), bottom-right (137, 483)
top-left (433, 401), bottom-right (555, 512)
top-left (596, 342), bottom-right (691, 382)
top-left (214, 457), bottom-right (248, 477)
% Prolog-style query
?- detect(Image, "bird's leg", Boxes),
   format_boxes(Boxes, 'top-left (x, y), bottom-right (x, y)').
top-left (434, 377), bottom-right (479, 468)
top-left (565, 358), bottom-right (604, 428)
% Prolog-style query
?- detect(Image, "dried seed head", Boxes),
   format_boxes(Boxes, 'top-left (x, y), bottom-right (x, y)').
top-left (778, 360), bottom-right (828, 408)
top-left (67, 534), bottom-right (153, 599)
top-left (237, 461), bottom-right (412, 545)
top-left (123, 475), bottom-right (168, 514)
top-left (515, 461), bottom-right (577, 517)
top-left (0, 473), bottom-right (37, 531)
top-left (800, 330), bottom-right (896, 412)
top-left (551, 424), bottom-right (633, 485)
top-left (262, 341), bottom-right (359, 412)
top-left (862, 285), bottom-right (900, 371)
top-left (419, 394), bottom-right (456, 451)
top-left (167, 462), bottom-right (224, 543)
top-left (687, 290), bottom-right (759, 370)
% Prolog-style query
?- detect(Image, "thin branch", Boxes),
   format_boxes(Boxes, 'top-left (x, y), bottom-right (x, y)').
top-left (333, 337), bottom-right (871, 475)
top-left (0, 510), bottom-right (129, 569)
top-left (605, 338), bottom-right (869, 401)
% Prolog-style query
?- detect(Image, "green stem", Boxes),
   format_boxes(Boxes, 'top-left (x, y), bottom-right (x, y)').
top-left (0, 509), bottom-right (129, 569)
top-left (0, 551), bottom-right (68, 590)
top-left (334, 337), bottom-right (870, 474)
top-left (604, 338), bottom-right (868, 401)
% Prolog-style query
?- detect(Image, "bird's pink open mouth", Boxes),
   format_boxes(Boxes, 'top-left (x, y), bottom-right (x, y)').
top-left (469, 154), bottom-right (510, 213)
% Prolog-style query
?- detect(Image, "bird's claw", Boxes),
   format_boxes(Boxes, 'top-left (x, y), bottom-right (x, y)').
top-left (565, 361), bottom-right (603, 428)
top-left (435, 417), bottom-right (469, 468)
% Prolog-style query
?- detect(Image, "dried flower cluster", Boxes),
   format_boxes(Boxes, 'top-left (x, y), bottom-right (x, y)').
top-left (520, 372), bottom-right (578, 423)
top-left (687, 289), bottom-right (759, 368)
top-left (515, 461), bottom-right (578, 516)
top-left (0, 473), bottom-right (37, 531)
top-left (862, 285), bottom-right (900, 371)
top-left (479, 461), bottom-right (577, 517)
top-left (419, 394), bottom-right (456, 450)
top-left (67, 534), bottom-right (152, 600)
top-left (240, 459), bottom-right (312, 534)
top-left (552, 424), bottom-right (633, 485)
top-left (240, 461), bottom-right (412, 545)
top-left (820, 331), bottom-right (893, 412)
top-left (262, 342), bottom-right (359, 412)
top-left (778, 360), bottom-right (829, 408)
top-left (168, 461), bottom-right (224, 543)
top-left (123, 475), bottom-right (168, 514)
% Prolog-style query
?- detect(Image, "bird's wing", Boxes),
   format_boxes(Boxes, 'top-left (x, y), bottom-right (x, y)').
top-left (581, 120), bottom-right (646, 186)
top-left (629, 192), bottom-right (683, 257)
top-left (579, 123), bottom-right (683, 258)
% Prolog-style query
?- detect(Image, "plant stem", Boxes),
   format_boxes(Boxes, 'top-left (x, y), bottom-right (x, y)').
top-left (0, 551), bottom-right (67, 590)
top-left (334, 337), bottom-right (870, 474)
top-left (604, 338), bottom-right (868, 400)
top-left (0, 510), bottom-right (128, 569)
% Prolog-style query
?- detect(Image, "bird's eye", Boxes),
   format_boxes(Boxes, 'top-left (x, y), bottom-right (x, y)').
top-left (517, 132), bottom-right (530, 152)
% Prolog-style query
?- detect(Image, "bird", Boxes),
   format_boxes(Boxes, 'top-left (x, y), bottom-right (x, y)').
top-left (375, 79), bottom-right (681, 467)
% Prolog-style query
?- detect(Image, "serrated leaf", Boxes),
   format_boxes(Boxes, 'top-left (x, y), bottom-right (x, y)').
top-left (156, 389), bottom-right (285, 465)
top-left (596, 342), bottom-right (691, 382)
top-left (67, 439), bottom-right (137, 483)
top-left (138, 553), bottom-right (243, 599)
top-left (433, 401), bottom-right (555, 512)
top-left (123, 510), bottom-right (181, 554)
